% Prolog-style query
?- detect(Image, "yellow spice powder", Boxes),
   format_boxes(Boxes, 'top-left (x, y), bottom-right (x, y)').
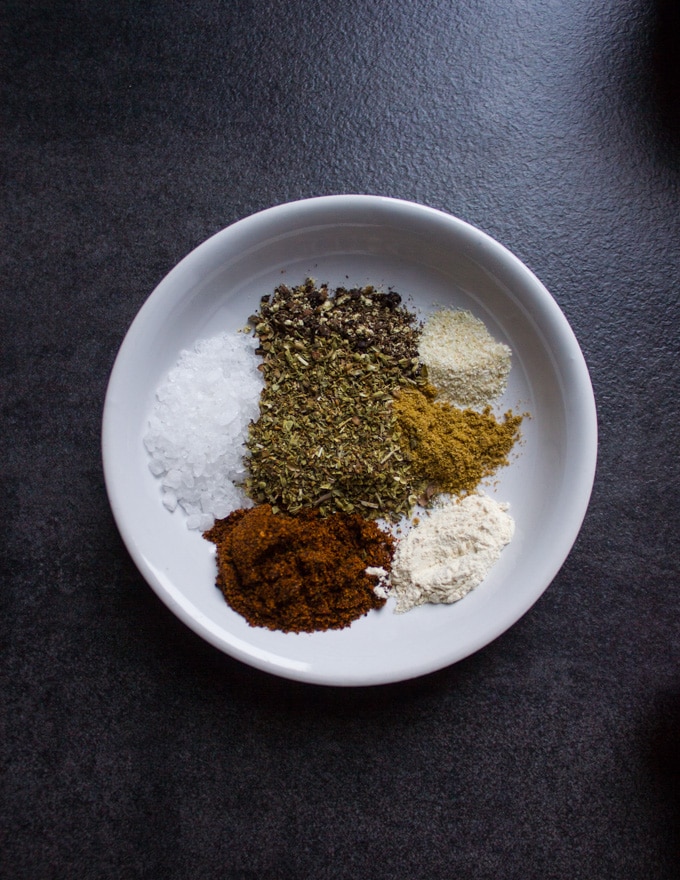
top-left (393, 388), bottom-right (522, 496)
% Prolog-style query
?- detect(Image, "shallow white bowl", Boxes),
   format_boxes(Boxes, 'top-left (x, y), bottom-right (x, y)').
top-left (102, 195), bottom-right (597, 686)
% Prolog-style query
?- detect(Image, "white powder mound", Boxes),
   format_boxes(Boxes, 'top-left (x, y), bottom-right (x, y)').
top-left (143, 331), bottom-right (264, 531)
top-left (419, 308), bottom-right (512, 409)
top-left (389, 493), bottom-right (514, 612)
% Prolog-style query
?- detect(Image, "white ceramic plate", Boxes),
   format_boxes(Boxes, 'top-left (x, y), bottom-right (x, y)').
top-left (102, 195), bottom-right (597, 686)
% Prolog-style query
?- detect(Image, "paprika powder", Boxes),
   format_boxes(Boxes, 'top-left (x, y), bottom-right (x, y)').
top-left (204, 504), bottom-right (393, 633)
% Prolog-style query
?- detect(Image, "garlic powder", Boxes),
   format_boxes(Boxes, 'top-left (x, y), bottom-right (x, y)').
top-left (419, 308), bottom-right (511, 409)
top-left (389, 493), bottom-right (514, 612)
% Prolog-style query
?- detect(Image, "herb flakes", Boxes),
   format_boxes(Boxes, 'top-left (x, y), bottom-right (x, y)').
top-left (245, 280), bottom-right (427, 519)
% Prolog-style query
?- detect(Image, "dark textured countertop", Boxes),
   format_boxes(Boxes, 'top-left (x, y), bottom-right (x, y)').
top-left (2, 1), bottom-right (679, 877)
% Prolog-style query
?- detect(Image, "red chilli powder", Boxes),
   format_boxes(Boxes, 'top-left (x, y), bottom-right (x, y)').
top-left (204, 504), bottom-right (393, 633)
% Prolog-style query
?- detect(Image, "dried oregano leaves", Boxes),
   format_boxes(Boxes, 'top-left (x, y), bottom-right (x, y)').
top-left (245, 279), bottom-right (429, 519)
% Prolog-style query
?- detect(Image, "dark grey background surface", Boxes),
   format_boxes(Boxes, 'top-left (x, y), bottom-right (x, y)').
top-left (2, 1), bottom-right (679, 878)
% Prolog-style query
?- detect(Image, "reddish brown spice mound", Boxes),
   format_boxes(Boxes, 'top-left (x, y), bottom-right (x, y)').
top-left (204, 504), bottom-right (393, 633)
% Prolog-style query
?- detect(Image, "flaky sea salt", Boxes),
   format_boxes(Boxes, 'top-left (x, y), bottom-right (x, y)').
top-left (143, 330), bottom-right (264, 530)
top-left (419, 308), bottom-right (511, 409)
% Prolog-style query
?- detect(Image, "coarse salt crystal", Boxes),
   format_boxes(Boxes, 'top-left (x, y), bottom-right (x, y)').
top-left (162, 490), bottom-right (178, 512)
top-left (143, 330), bottom-right (264, 530)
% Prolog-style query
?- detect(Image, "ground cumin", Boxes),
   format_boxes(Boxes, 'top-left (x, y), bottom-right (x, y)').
top-left (393, 388), bottom-right (522, 496)
top-left (203, 504), bottom-right (393, 633)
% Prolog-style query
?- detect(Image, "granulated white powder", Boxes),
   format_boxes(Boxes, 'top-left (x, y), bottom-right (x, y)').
top-left (389, 493), bottom-right (514, 612)
top-left (419, 308), bottom-right (511, 409)
top-left (143, 331), bottom-right (264, 530)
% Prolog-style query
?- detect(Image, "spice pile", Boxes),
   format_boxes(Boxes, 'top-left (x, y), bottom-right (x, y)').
top-left (245, 280), bottom-right (426, 518)
top-left (393, 388), bottom-right (521, 501)
top-left (204, 504), bottom-right (392, 633)
top-left (418, 308), bottom-right (512, 408)
top-left (389, 493), bottom-right (515, 612)
top-left (143, 332), bottom-right (263, 530)
top-left (145, 278), bottom-right (525, 633)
